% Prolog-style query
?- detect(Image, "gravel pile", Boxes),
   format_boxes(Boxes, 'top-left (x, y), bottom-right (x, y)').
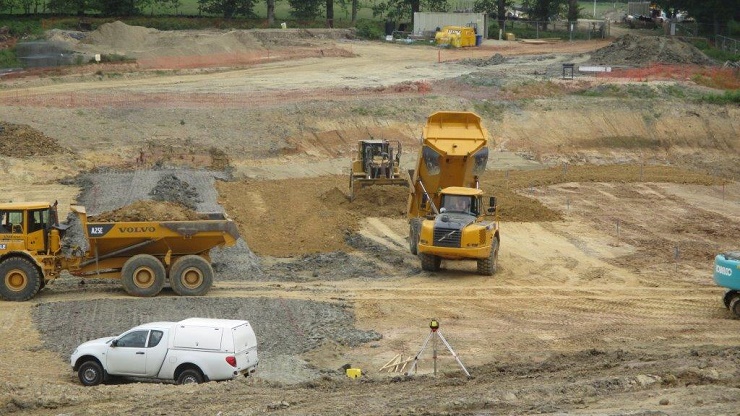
top-left (149, 173), bottom-right (202, 211)
top-left (458, 53), bottom-right (508, 66)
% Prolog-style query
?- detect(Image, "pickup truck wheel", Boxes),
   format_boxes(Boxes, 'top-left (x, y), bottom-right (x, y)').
top-left (477, 237), bottom-right (499, 276)
top-left (177, 368), bottom-right (204, 385)
top-left (169, 255), bottom-right (213, 296)
top-left (0, 257), bottom-right (42, 301)
top-left (121, 254), bottom-right (166, 297)
top-left (78, 360), bottom-right (104, 386)
top-left (420, 253), bottom-right (441, 271)
top-left (409, 218), bottom-right (421, 255)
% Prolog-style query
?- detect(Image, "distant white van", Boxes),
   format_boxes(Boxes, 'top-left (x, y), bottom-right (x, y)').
top-left (71, 318), bottom-right (259, 386)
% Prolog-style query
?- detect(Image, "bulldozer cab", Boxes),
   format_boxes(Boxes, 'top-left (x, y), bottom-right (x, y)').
top-left (349, 139), bottom-right (407, 201)
top-left (360, 140), bottom-right (397, 179)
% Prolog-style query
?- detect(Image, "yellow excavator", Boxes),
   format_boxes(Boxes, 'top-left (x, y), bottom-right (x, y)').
top-left (349, 139), bottom-right (408, 201)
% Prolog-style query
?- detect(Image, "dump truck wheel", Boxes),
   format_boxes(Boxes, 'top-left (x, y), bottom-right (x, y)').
top-left (169, 255), bottom-right (213, 296)
top-left (121, 254), bottom-right (165, 297)
top-left (409, 218), bottom-right (421, 255)
top-left (78, 360), bottom-right (104, 386)
top-left (730, 297), bottom-right (740, 319)
top-left (420, 253), bottom-right (441, 271)
top-left (477, 237), bottom-right (500, 276)
top-left (0, 257), bottom-right (42, 301)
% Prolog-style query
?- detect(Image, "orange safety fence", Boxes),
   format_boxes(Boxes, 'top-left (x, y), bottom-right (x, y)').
top-left (598, 63), bottom-right (740, 89)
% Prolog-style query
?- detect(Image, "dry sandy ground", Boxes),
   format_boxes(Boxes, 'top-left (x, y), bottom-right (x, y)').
top-left (1, 24), bottom-right (739, 415)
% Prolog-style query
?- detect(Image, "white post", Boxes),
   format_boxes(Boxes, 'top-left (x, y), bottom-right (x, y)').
top-left (593, 0), bottom-right (596, 17)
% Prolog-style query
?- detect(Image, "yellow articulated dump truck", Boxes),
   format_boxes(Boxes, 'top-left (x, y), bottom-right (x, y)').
top-left (407, 111), bottom-right (500, 275)
top-left (0, 201), bottom-right (239, 301)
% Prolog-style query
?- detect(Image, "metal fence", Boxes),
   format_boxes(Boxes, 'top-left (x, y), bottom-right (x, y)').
top-left (491, 19), bottom-right (610, 40)
top-left (716, 35), bottom-right (739, 55)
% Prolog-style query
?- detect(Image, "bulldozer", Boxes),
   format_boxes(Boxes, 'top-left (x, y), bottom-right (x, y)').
top-left (349, 139), bottom-right (408, 201)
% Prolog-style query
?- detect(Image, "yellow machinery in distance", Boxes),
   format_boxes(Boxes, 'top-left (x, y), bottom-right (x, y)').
top-left (407, 111), bottom-right (500, 275)
top-left (349, 139), bottom-right (408, 201)
top-left (435, 25), bottom-right (477, 47)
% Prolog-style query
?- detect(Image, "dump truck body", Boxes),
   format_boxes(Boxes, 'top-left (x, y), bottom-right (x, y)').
top-left (0, 202), bottom-right (239, 301)
top-left (407, 112), bottom-right (500, 275)
top-left (714, 251), bottom-right (740, 318)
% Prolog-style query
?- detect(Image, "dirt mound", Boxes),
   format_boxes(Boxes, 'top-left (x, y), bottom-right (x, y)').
top-left (0, 122), bottom-right (70, 157)
top-left (79, 20), bottom-right (157, 50)
top-left (322, 184), bottom-right (408, 218)
top-left (589, 34), bottom-right (715, 66)
top-left (89, 200), bottom-right (206, 222)
top-left (69, 22), bottom-right (354, 60)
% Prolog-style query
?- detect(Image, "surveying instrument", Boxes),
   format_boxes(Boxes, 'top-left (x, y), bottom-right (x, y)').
top-left (406, 318), bottom-right (470, 377)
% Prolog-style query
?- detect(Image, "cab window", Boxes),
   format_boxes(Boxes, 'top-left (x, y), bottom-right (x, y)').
top-left (148, 330), bottom-right (164, 348)
top-left (116, 330), bottom-right (148, 348)
top-left (28, 209), bottom-right (48, 233)
top-left (1, 211), bottom-right (24, 233)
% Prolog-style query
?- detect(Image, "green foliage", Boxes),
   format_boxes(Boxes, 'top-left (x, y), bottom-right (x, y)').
top-left (0, 18), bottom-right (43, 37)
top-left (473, 100), bottom-right (506, 122)
top-left (287, 0), bottom-right (322, 19)
top-left (355, 19), bottom-right (384, 39)
top-left (624, 84), bottom-right (657, 98)
top-left (0, 48), bottom-right (21, 68)
top-left (96, 53), bottom-right (136, 63)
top-left (197, 0), bottom-right (257, 18)
top-left (690, 39), bottom-right (739, 63)
top-left (698, 90), bottom-right (740, 105)
top-left (576, 83), bottom-right (624, 97)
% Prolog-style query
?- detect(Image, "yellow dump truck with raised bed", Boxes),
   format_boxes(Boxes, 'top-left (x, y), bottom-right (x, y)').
top-left (0, 201), bottom-right (239, 301)
top-left (407, 111), bottom-right (500, 275)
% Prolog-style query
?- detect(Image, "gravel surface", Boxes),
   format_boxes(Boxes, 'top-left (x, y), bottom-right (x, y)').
top-left (33, 296), bottom-right (381, 383)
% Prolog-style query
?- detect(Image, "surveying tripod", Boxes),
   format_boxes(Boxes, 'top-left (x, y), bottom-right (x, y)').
top-left (406, 319), bottom-right (470, 377)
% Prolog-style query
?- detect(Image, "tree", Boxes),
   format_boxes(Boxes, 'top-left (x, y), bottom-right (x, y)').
top-left (327, 0), bottom-right (334, 27)
top-left (288, 0), bottom-right (322, 19)
top-left (266, 0), bottom-right (275, 25)
top-left (655, 0), bottom-right (739, 35)
top-left (566, 0), bottom-right (579, 22)
top-left (198, 0), bottom-right (257, 18)
top-left (474, 0), bottom-right (512, 31)
top-left (521, 0), bottom-right (565, 30)
top-left (90, 0), bottom-right (143, 16)
top-left (371, 0), bottom-right (447, 21)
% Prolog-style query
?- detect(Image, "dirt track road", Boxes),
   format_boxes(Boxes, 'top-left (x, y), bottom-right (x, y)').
top-left (1, 26), bottom-right (739, 415)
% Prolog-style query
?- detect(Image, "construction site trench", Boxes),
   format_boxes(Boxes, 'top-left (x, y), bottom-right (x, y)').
top-left (0, 21), bottom-right (739, 415)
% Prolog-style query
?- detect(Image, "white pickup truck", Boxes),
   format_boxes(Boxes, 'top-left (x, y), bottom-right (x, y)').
top-left (71, 318), bottom-right (259, 386)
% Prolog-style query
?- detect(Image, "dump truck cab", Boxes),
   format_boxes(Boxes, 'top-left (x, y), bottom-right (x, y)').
top-left (0, 201), bottom-right (58, 254)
